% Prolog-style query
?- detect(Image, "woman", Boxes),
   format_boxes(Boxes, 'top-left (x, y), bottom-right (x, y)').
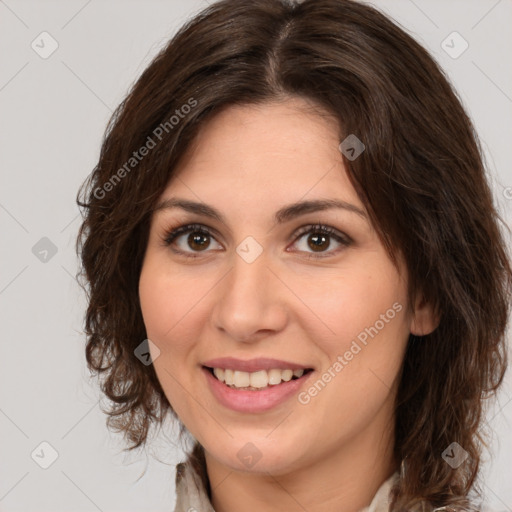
top-left (76, 0), bottom-right (512, 510)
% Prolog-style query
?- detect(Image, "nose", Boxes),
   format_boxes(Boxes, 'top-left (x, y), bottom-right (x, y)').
top-left (211, 250), bottom-right (288, 343)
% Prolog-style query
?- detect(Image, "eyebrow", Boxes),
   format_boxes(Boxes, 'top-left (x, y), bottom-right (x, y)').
top-left (153, 197), bottom-right (367, 225)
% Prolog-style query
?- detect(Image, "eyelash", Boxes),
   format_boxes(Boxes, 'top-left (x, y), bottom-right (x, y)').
top-left (161, 222), bottom-right (352, 260)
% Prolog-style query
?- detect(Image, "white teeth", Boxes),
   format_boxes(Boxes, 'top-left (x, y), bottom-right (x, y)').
top-left (213, 368), bottom-right (224, 381)
top-left (268, 368), bottom-right (282, 385)
top-left (250, 370), bottom-right (268, 388)
top-left (233, 370), bottom-right (250, 388)
top-left (224, 368), bottom-right (234, 386)
top-left (210, 367), bottom-right (307, 389)
top-left (281, 369), bottom-right (293, 382)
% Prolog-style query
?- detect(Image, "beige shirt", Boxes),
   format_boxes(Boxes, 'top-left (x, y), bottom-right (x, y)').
top-left (173, 451), bottom-right (399, 512)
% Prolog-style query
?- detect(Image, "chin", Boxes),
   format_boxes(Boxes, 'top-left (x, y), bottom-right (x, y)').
top-left (204, 433), bottom-right (310, 476)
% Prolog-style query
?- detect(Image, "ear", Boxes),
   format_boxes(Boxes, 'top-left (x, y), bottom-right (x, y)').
top-left (409, 293), bottom-right (440, 336)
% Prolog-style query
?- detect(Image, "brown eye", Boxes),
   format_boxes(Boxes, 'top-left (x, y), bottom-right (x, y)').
top-left (307, 233), bottom-right (330, 252)
top-left (187, 232), bottom-right (211, 251)
top-left (290, 224), bottom-right (352, 258)
top-left (163, 223), bottom-right (222, 258)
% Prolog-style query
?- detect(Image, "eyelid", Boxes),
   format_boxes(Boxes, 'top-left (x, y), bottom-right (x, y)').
top-left (290, 223), bottom-right (353, 245)
top-left (162, 223), bottom-right (220, 245)
top-left (162, 223), bottom-right (222, 250)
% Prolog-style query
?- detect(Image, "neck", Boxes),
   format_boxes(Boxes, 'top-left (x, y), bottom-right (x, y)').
top-left (204, 414), bottom-right (397, 512)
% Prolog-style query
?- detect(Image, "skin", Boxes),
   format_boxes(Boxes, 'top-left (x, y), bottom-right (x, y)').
top-left (139, 97), bottom-right (438, 512)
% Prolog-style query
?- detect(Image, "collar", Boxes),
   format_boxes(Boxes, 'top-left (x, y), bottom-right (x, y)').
top-left (173, 445), bottom-right (400, 512)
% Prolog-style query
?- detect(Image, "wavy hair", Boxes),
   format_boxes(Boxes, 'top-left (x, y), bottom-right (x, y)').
top-left (76, 0), bottom-right (512, 509)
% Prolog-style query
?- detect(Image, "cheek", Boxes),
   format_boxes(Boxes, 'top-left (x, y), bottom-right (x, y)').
top-left (294, 259), bottom-right (409, 422)
top-left (301, 295), bottom-right (408, 439)
top-left (138, 259), bottom-right (202, 413)
top-left (139, 257), bottom-right (218, 357)
top-left (140, 257), bottom-right (189, 336)
top-left (139, 263), bottom-right (175, 341)
top-left (291, 258), bottom-right (406, 355)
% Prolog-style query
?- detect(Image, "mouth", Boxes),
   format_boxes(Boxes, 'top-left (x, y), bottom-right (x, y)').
top-left (201, 357), bottom-right (315, 412)
top-left (203, 366), bottom-right (314, 391)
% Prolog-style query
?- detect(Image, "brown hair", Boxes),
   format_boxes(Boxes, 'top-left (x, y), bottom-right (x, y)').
top-left (76, 0), bottom-right (512, 509)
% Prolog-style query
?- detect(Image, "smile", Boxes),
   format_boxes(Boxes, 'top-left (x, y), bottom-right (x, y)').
top-left (201, 361), bottom-right (314, 413)
top-left (207, 367), bottom-right (310, 390)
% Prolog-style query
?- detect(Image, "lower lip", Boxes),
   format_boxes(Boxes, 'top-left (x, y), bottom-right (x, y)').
top-left (202, 367), bottom-right (313, 413)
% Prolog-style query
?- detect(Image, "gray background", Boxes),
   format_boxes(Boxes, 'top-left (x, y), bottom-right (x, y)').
top-left (1, 1), bottom-right (511, 511)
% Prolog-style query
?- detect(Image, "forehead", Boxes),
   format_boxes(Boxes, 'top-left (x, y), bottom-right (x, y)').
top-left (164, 99), bottom-right (361, 208)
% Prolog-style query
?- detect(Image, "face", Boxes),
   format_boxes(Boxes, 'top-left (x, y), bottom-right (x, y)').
top-left (139, 97), bottom-right (436, 476)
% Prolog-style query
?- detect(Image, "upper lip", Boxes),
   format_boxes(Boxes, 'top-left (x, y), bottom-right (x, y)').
top-left (202, 357), bottom-right (313, 372)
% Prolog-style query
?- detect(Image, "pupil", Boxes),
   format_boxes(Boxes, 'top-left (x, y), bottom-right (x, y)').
top-left (188, 232), bottom-right (210, 251)
top-left (308, 234), bottom-right (329, 251)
